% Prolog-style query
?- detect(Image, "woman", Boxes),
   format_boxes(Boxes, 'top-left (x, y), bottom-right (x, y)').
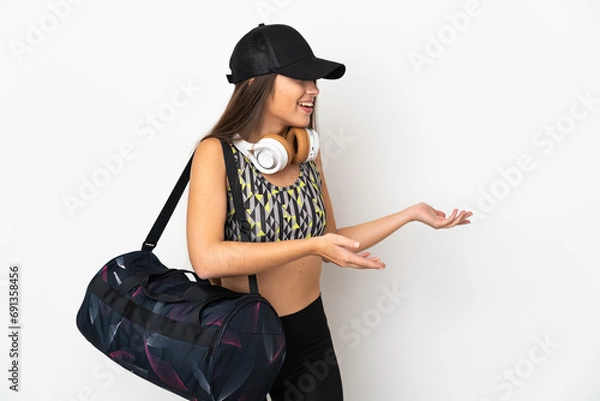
top-left (186, 23), bottom-right (472, 401)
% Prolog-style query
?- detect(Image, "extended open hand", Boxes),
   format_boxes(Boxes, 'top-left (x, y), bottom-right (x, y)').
top-left (411, 202), bottom-right (472, 229)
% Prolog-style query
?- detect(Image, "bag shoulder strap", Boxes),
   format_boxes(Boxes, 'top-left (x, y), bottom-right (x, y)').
top-left (139, 141), bottom-right (259, 294)
top-left (141, 152), bottom-right (194, 252)
top-left (219, 139), bottom-right (259, 294)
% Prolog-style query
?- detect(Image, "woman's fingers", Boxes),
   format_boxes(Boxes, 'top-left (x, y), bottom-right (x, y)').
top-left (437, 209), bottom-right (471, 228)
top-left (447, 212), bottom-right (465, 227)
top-left (346, 251), bottom-right (385, 270)
top-left (337, 245), bottom-right (384, 269)
top-left (319, 233), bottom-right (385, 270)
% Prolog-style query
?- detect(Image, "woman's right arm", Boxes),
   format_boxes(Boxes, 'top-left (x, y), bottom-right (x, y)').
top-left (186, 138), bottom-right (383, 279)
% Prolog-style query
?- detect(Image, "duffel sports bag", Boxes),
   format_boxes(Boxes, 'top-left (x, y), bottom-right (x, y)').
top-left (76, 140), bottom-right (286, 400)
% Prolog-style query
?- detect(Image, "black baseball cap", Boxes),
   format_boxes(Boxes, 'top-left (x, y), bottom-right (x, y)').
top-left (226, 23), bottom-right (346, 84)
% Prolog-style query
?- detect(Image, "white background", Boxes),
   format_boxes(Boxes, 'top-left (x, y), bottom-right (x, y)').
top-left (2, 0), bottom-right (600, 400)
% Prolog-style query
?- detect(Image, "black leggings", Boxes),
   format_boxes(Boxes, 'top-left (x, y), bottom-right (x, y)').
top-left (266, 296), bottom-right (344, 401)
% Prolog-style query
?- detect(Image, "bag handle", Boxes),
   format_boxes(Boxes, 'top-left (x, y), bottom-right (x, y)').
top-left (117, 269), bottom-right (238, 303)
top-left (140, 270), bottom-right (236, 303)
top-left (139, 141), bottom-right (258, 294)
top-left (117, 269), bottom-right (202, 302)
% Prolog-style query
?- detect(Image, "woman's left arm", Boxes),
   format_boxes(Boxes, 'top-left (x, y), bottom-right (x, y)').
top-left (315, 155), bottom-right (472, 253)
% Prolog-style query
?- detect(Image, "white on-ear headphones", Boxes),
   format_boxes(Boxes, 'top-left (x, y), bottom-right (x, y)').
top-left (233, 127), bottom-right (320, 174)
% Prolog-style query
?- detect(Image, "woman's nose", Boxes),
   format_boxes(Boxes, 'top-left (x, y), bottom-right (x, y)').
top-left (305, 80), bottom-right (319, 95)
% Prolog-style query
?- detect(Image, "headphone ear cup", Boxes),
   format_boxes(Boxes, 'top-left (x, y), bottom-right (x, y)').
top-left (286, 127), bottom-right (310, 164)
top-left (286, 127), bottom-right (319, 163)
top-left (261, 134), bottom-right (294, 168)
top-left (234, 134), bottom-right (295, 174)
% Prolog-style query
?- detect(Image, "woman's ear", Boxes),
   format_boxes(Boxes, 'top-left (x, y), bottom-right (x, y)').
top-left (248, 77), bottom-right (255, 86)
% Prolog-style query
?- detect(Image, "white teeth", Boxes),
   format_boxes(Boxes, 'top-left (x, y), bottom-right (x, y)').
top-left (298, 102), bottom-right (314, 107)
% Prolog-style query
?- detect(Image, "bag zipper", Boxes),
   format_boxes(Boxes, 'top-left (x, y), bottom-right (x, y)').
top-left (203, 294), bottom-right (269, 366)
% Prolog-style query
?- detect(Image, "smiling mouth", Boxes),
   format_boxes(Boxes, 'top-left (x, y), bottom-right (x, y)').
top-left (298, 101), bottom-right (314, 108)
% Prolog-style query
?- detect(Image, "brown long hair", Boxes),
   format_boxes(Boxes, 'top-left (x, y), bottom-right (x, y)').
top-left (203, 73), bottom-right (317, 143)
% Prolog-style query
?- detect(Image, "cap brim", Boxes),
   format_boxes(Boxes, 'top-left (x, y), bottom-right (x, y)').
top-left (277, 57), bottom-right (346, 81)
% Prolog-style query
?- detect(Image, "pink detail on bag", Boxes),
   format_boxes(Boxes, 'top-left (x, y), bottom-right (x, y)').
top-left (100, 265), bottom-right (108, 281)
top-left (206, 316), bottom-right (224, 327)
top-left (221, 332), bottom-right (242, 349)
top-left (110, 350), bottom-right (135, 363)
top-left (144, 341), bottom-right (188, 392)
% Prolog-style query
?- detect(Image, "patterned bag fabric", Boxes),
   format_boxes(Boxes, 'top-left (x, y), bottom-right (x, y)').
top-left (76, 251), bottom-right (285, 401)
top-left (76, 141), bottom-right (286, 400)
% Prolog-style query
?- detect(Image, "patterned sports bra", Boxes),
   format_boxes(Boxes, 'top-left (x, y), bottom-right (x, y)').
top-left (224, 143), bottom-right (327, 242)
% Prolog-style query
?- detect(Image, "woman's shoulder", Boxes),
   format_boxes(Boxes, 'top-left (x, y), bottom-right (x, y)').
top-left (191, 137), bottom-right (229, 177)
top-left (193, 137), bottom-right (231, 163)
top-left (195, 136), bottom-right (226, 154)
